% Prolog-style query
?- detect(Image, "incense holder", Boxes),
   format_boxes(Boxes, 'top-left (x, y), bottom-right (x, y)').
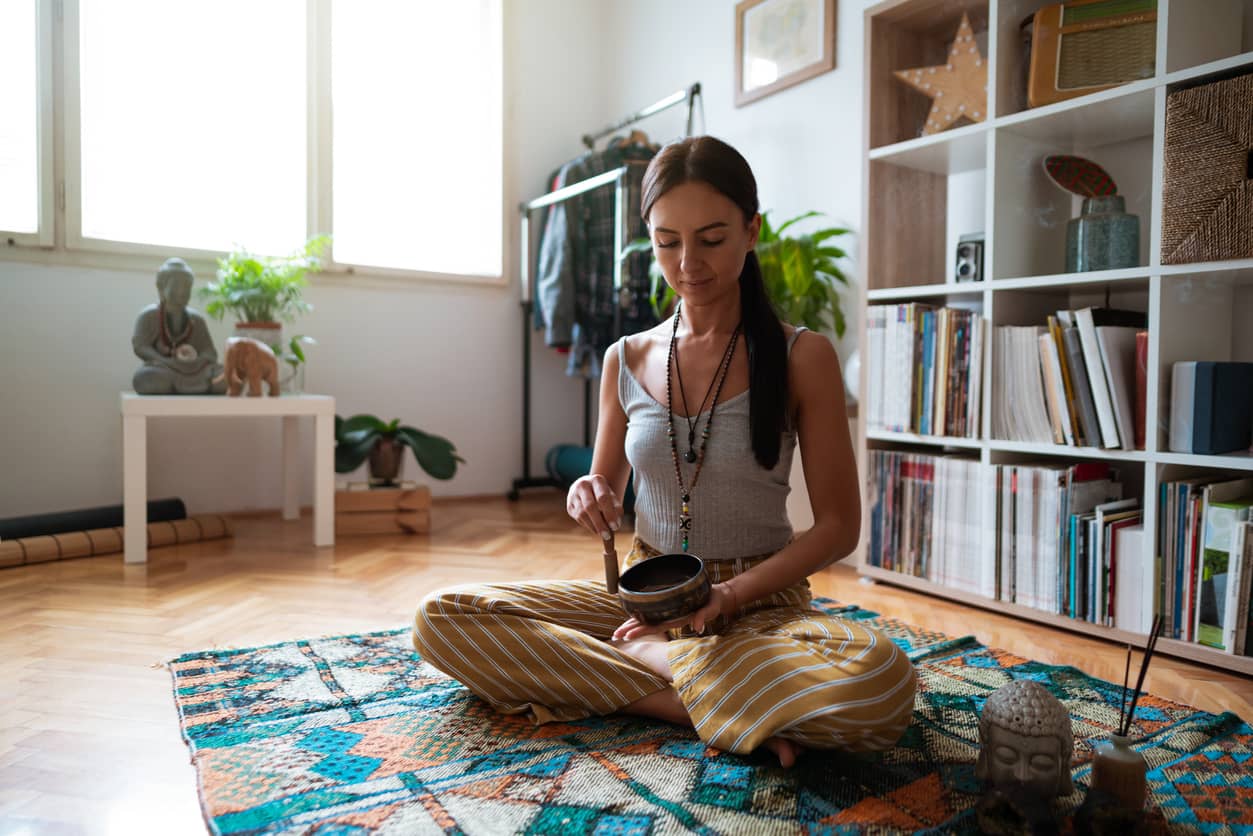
top-left (617, 553), bottom-right (709, 625)
top-left (1089, 734), bottom-right (1147, 810)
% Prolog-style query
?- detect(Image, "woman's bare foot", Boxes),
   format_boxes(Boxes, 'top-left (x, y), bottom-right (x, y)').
top-left (763, 737), bottom-right (804, 768)
top-left (611, 634), bottom-right (673, 680)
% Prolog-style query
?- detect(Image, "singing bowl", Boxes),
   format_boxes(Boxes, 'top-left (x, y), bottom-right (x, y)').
top-left (617, 553), bottom-right (710, 625)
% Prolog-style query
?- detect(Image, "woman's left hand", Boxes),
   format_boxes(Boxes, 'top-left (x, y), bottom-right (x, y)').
top-left (611, 582), bottom-right (736, 641)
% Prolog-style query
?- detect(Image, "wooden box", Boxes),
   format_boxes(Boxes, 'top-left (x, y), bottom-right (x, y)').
top-left (335, 481), bottom-right (431, 535)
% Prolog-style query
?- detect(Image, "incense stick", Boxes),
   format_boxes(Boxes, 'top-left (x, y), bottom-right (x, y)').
top-left (1120, 614), bottom-right (1163, 737)
top-left (1119, 641), bottom-right (1132, 734)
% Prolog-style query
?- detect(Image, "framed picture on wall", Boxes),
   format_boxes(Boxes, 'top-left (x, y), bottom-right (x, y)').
top-left (735, 0), bottom-right (837, 107)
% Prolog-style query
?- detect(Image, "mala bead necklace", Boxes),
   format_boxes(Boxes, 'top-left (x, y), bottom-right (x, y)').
top-left (157, 303), bottom-right (197, 361)
top-left (665, 301), bottom-right (741, 552)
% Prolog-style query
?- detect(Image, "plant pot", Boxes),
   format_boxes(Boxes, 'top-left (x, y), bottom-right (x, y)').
top-left (234, 321), bottom-right (283, 352)
top-left (368, 437), bottom-right (404, 487)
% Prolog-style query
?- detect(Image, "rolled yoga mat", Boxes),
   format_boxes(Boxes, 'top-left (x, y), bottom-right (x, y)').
top-left (0, 497), bottom-right (187, 540)
top-left (0, 514), bottom-right (233, 569)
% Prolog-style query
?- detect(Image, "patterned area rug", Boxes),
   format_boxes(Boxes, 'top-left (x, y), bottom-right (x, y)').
top-left (168, 600), bottom-right (1253, 835)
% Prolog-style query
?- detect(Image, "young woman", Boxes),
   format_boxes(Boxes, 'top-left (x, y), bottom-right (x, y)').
top-left (414, 136), bottom-right (915, 767)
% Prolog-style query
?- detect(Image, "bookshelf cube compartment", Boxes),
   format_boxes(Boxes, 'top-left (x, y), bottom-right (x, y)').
top-left (1164, 0), bottom-right (1251, 73)
top-left (990, 283), bottom-right (1149, 450)
top-left (868, 0), bottom-right (990, 149)
top-left (867, 158), bottom-right (988, 290)
top-left (864, 445), bottom-right (988, 591)
top-left (990, 450), bottom-right (1147, 622)
top-left (1152, 464), bottom-right (1253, 652)
top-left (864, 296), bottom-right (986, 438)
top-left (992, 100), bottom-right (1153, 281)
top-left (1155, 271), bottom-right (1253, 457)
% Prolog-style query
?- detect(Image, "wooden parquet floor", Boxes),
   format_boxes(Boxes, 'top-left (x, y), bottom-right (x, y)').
top-left (3, 493), bottom-right (1250, 835)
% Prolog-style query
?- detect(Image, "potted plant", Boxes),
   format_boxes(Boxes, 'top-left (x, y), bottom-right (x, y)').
top-left (335, 414), bottom-right (465, 487)
top-left (623, 211), bottom-right (852, 337)
top-left (199, 234), bottom-right (330, 350)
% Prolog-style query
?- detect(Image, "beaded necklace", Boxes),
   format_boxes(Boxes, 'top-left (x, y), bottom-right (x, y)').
top-left (157, 303), bottom-right (193, 355)
top-left (665, 302), bottom-right (741, 552)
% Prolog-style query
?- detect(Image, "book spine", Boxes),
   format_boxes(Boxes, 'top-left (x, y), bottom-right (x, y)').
top-left (1194, 362), bottom-right (1215, 454)
top-left (1134, 331), bottom-right (1148, 450)
top-left (1075, 308), bottom-right (1120, 447)
top-left (1063, 327), bottom-right (1103, 448)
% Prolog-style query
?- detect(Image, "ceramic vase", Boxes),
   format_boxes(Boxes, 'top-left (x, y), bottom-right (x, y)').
top-left (1066, 195), bottom-right (1140, 272)
top-left (1090, 734), bottom-right (1147, 810)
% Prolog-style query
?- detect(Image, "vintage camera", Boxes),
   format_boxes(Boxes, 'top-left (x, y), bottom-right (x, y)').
top-left (955, 233), bottom-right (985, 282)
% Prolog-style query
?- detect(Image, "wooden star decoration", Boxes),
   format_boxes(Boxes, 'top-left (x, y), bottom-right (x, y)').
top-left (893, 14), bottom-right (988, 136)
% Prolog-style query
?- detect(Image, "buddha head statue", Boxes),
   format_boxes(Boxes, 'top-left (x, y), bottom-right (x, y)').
top-left (976, 680), bottom-right (1074, 798)
top-left (156, 257), bottom-right (195, 310)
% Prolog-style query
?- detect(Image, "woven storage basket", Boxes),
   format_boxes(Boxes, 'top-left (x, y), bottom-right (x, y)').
top-left (1161, 72), bottom-right (1253, 265)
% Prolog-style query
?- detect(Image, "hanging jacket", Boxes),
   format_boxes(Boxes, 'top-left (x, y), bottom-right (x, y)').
top-left (536, 137), bottom-right (658, 378)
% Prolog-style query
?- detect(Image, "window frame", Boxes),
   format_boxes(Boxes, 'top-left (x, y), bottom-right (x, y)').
top-left (3, 0), bottom-right (509, 288)
top-left (4, 0), bottom-right (55, 247)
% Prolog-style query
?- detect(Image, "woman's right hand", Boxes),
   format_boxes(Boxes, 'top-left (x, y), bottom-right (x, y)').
top-left (566, 474), bottom-right (622, 538)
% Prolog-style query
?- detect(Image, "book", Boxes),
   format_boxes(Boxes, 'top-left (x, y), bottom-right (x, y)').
top-left (1170, 361), bottom-right (1253, 455)
top-left (1112, 523), bottom-right (1151, 634)
top-left (1038, 333), bottom-right (1068, 445)
top-left (1196, 481), bottom-right (1253, 650)
top-left (1224, 520), bottom-right (1251, 653)
top-left (1106, 513), bottom-right (1143, 628)
top-left (1096, 326), bottom-right (1141, 451)
top-left (1074, 308), bottom-right (1147, 447)
top-left (1049, 316), bottom-right (1084, 446)
top-left (1134, 331), bottom-right (1148, 450)
top-left (1062, 325), bottom-right (1103, 449)
top-left (1093, 498), bottom-right (1140, 625)
top-left (1233, 522), bottom-right (1253, 655)
top-left (1169, 362), bottom-right (1197, 454)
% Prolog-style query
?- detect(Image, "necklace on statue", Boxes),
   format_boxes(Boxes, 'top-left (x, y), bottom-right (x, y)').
top-left (157, 303), bottom-right (196, 360)
top-left (665, 301), bottom-right (740, 552)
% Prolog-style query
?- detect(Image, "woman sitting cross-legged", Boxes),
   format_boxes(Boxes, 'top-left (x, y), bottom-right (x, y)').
top-left (413, 135), bottom-right (916, 767)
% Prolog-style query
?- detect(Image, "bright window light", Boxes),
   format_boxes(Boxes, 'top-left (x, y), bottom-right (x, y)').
top-left (332, 0), bottom-right (503, 276)
top-left (78, 0), bottom-right (306, 254)
top-left (0, 0), bottom-right (39, 234)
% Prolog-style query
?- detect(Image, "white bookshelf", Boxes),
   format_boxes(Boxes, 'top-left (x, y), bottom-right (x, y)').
top-left (857, 0), bottom-right (1253, 675)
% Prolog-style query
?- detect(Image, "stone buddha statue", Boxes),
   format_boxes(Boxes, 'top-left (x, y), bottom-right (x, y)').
top-left (132, 258), bottom-right (226, 395)
top-left (977, 680), bottom-right (1075, 799)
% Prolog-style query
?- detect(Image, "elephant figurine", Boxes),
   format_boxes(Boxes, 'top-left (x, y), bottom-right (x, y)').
top-left (216, 337), bottom-right (281, 397)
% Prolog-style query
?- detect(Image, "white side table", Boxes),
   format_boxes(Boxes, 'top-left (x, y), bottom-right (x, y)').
top-left (120, 393), bottom-right (336, 564)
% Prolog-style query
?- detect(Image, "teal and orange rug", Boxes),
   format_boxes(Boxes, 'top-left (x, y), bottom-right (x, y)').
top-left (168, 600), bottom-right (1253, 834)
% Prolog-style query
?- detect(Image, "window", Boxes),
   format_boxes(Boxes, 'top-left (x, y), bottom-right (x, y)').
top-left (332, 1), bottom-right (503, 277)
top-left (77, 0), bottom-right (306, 254)
top-left (0, 0), bottom-right (39, 235)
top-left (6, 0), bottom-right (504, 281)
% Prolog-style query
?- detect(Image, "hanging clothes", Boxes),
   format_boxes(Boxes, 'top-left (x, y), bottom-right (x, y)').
top-left (536, 136), bottom-right (659, 378)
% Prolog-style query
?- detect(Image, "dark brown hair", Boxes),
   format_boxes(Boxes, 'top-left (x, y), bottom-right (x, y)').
top-left (640, 136), bottom-right (788, 470)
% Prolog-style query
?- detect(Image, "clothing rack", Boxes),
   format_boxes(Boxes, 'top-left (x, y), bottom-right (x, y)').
top-left (509, 84), bottom-right (703, 500)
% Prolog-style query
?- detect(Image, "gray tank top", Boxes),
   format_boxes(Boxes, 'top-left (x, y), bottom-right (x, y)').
top-left (619, 327), bottom-right (807, 561)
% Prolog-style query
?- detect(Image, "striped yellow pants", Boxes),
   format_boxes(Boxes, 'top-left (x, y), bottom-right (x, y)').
top-left (412, 538), bottom-right (916, 755)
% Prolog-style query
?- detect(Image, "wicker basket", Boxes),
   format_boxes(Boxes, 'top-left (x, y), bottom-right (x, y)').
top-left (1161, 72), bottom-right (1253, 265)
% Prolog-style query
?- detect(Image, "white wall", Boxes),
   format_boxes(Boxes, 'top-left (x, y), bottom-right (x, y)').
top-left (0, 0), bottom-right (867, 524)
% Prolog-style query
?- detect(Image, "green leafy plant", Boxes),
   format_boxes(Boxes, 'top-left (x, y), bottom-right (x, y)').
top-left (334, 414), bottom-right (464, 480)
top-left (622, 212), bottom-right (852, 337)
top-left (199, 234), bottom-right (330, 324)
top-left (282, 334), bottom-right (315, 372)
